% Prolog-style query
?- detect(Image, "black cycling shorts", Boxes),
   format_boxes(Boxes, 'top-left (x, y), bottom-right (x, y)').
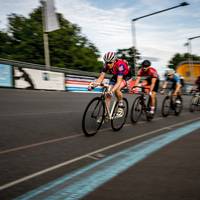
top-left (145, 77), bottom-right (160, 92)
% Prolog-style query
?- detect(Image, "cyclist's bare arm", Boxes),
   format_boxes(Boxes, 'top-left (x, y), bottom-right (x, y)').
top-left (134, 76), bottom-right (141, 86)
top-left (162, 81), bottom-right (168, 89)
top-left (173, 83), bottom-right (181, 95)
top-left (90, 72), bottom-right (105, 87)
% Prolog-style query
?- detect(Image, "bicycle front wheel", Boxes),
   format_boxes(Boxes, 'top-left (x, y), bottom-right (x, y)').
top-left (161, 96), bottom-right (170, 117)
top-left (130, 96), bottom-right (142, 123)
top-left (82, 97), bottom-right (105, 136)
top-left (111, 98), bottom-right (129, 131)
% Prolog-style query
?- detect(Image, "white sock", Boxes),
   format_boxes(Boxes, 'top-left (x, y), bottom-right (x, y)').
top-left (151, 106), bottom-right (155, 111)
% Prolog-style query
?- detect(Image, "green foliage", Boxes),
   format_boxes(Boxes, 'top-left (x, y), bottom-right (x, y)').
top-left (0, 5), bottom-right (102, 72)
top-left (169, 53), bottom-right (200, 69)
top-left (0, 32), bottom-right (13, 59)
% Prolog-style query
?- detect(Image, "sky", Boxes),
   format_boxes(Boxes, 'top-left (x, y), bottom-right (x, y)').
top-left (0, 0), bottom-right (200, 76)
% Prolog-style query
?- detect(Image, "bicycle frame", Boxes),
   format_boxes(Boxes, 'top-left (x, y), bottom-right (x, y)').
top-left (132, 86), bottom-right (150, 112)
top-left (83, 82), bottom-right (129, 136)
top-left (130, 85), bottom-right (155, 122)
top-left (161, 88), bottom-right (183, 117)
top-left (164, 89), bottom-right (181, 109)
top-left (100, 85), bottom-right (118, 120)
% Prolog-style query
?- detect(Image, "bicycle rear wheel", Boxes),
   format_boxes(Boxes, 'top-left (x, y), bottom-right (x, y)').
top-left (198, 97), bottom-right (200, 111)
top-left (174, 96), bottom-right (183, 116)
top-left (161, 96), bottom-right (170, 117)
top-left (189, 96), bottom-right (198, 112)
top-left (111, 98), bottom-right (128, 131)
top-left (130, 96), bottom-right (142, 123)
top-left (82, 97), bottom-right (105, 136)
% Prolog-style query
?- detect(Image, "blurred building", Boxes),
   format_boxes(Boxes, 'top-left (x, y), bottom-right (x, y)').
top-left (176, 61), bottom-right (200, 83)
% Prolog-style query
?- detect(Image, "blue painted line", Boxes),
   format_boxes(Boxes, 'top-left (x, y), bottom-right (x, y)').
top-left (15, 120), bottom-right (200, 200)
top-left (65, 87), bottom-right (103, 92)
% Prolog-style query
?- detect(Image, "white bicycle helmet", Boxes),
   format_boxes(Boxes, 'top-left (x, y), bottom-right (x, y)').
top-left (103, 52), bottom-right (117, 63)
top-left (166, 69), bottom-right (175, 76)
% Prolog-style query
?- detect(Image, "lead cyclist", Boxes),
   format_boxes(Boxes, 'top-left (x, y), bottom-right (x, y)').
top-left (89, 51), bottom-right (132, 114)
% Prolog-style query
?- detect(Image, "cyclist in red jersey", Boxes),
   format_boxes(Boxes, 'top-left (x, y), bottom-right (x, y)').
top-left (89, 51), bottom-right (131, 108)
top-left (133, 60), bottom-right (160, 114)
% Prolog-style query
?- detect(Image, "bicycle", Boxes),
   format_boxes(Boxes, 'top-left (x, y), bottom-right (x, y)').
top-left (161, 89), bottom-right (183, 117)
top-left (82, 83), bottom-right (129, 136)
top-left (189, 90), bottom-right (200, 112)
top-left (130, 86), bottom-right (157, 123)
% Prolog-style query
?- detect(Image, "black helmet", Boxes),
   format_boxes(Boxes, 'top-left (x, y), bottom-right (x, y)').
top-left (141, 60), bottom-right (151, 68)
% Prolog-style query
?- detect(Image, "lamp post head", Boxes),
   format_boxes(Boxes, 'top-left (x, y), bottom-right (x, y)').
top-left (179, 2), bottom-right (190, 6)
top-left (188, 35), bottom-right (200, 40)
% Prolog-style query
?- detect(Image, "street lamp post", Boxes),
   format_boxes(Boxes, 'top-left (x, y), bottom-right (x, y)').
top-left (187, 35), bottom-right (200, 82)
top-left (131, 2), bottom-right (189, 75)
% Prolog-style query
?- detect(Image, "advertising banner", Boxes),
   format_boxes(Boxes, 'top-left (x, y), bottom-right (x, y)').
top-left (0, 64), bottom-right (13, 87)
top-left (14, 67), bottom-right (65, 90)
top-left (65, 74), bottom-right (109, 93)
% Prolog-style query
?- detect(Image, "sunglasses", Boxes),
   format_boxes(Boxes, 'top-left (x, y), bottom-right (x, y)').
top-left (106, 62), bottom-right (113, 64)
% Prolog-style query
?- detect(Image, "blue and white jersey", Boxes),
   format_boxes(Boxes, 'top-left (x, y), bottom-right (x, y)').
top-left (166, 73), bottom-right (181, 84)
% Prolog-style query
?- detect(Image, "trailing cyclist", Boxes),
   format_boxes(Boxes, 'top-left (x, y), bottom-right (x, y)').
top-left (89, 51), bottom-right (132, 114)
top-left (133, 60), bottom-right (160, 114)
top-left (160, 69), bottom-right (182, 104)
top-left (194, 76), bottom-right (200, 92)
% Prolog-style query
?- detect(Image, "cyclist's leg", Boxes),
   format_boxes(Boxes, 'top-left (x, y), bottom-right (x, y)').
top-left (126, 77), bottom-right (135, 93)
top-left (171, 82), bottom-right (177, 102)
top-left (150, 79), bottom-right (159, 113)
top-left (106, 88), bottom-right (113, 111)
top-left (150, 92), bottom-right (156, 107)
top-left (113, 79), bottom-right (128, 117)
top-left (176, 91), bottom-right (182, 103)
top-left (140, 79), bottom-right (154, 112)
top-left (105, 76), bottom-right (115, 113)
top-left (115, 79), bottom-right (128, 107)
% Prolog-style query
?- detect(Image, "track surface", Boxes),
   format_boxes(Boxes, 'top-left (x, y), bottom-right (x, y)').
top-left (0, 88), bottom-right (200, 200)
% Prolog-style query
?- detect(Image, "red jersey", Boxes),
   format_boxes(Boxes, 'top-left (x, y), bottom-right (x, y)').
top-left (137, 67), bottom-right (159, 79)
top-left (101, 59), bottom-right (130, 77)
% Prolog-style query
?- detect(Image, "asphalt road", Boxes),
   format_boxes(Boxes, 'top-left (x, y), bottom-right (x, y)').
top-left (0, 88), bottom-right (200, 200)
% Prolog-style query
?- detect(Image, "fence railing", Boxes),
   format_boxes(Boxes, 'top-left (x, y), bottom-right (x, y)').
top-left (0, 58), bottom-right (100, 77)
top-left (0, 58), bottom-right (112, 92)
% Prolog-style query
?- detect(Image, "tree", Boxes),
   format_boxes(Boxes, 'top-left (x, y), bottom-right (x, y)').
top-left (168, 53), bottom-right (200, 69)
top-left (116, 47), bottom-right (140, 76)
top-left (0, 32), bottom-right (13, 59)
top-left (0, 5), bottom-right (102, 72)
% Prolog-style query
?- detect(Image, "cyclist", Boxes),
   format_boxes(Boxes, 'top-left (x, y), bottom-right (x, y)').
top-left (89, 51), bottom-right (131, 112)
top-left (133, 60), bottom-right (160, 114)
top-left (189, 76), bottom-right (200, 95)
top-left (160, 69), bottom-right (182, 103)
top-left (195, 76), bottom-right (200, 92)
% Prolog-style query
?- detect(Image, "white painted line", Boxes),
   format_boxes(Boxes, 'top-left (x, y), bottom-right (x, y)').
top-left (0, 115), bottom-right (191, 155)
top-left (0, 134), bottom-right (82, 155)
top-left (0, 117), bottom-right (199, 191)
top-left (87, 155), bottom-right (100, 160)
top-left (0, 117), bottom-right (164, 155)
top-left (0, 110), bottom-right (82, 117)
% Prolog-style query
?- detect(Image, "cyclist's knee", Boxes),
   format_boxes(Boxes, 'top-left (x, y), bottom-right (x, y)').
top-left (115, 89), bottom-right (122, 98)
top-left (151, 91), bottom-right (156, 97)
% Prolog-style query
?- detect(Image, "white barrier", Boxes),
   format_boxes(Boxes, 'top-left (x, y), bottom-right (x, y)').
top-left (14, 67), bottom-right (65, 90)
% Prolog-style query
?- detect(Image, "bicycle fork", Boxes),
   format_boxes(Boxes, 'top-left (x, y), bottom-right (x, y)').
top-left (105, 100), bottom-right (117, 120)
